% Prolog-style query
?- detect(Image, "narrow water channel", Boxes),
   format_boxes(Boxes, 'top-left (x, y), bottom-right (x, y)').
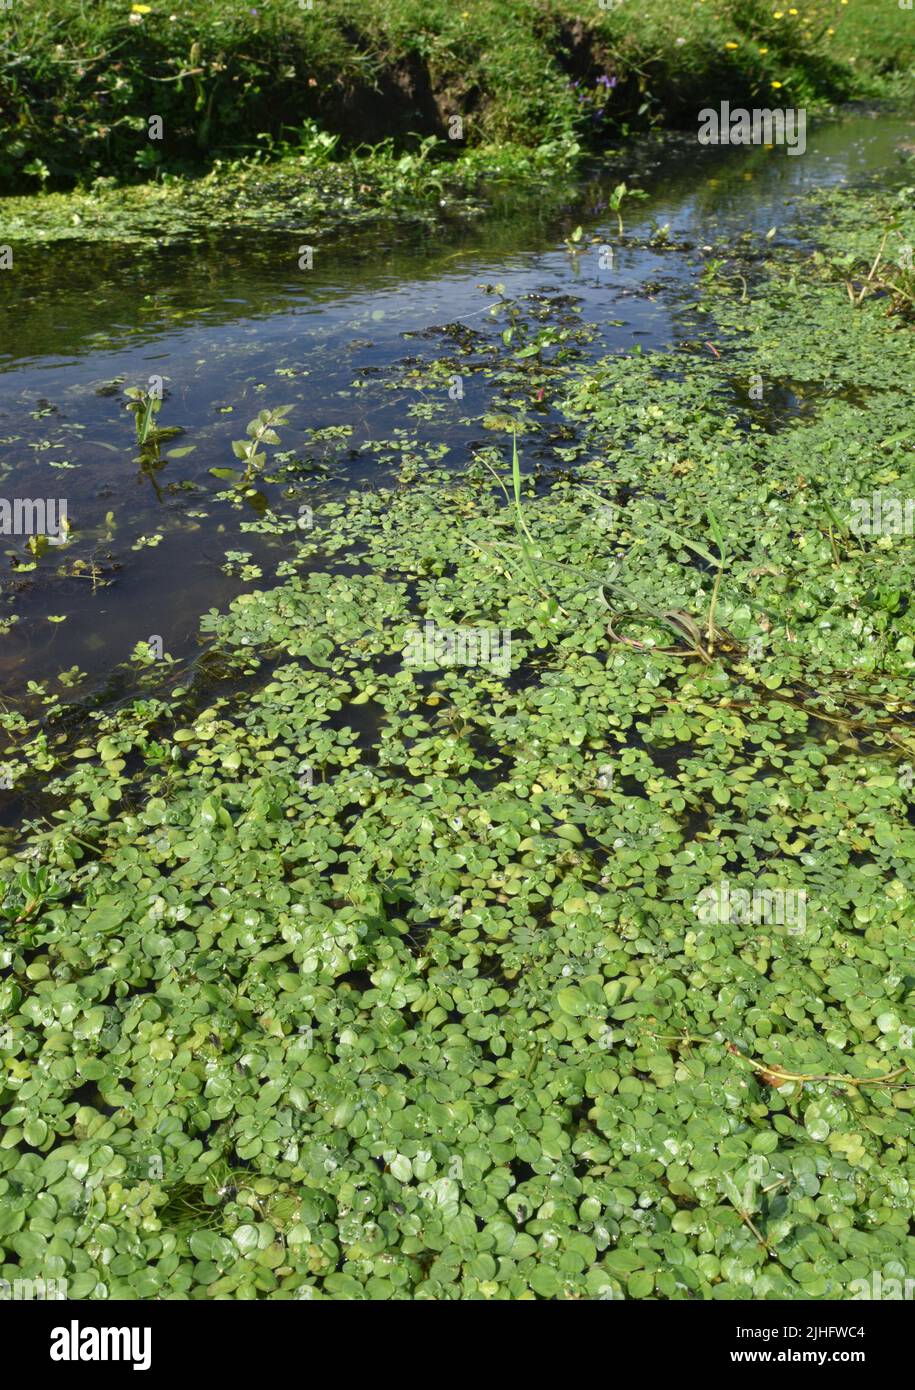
top-left (1, 112), bottom-right (911, 693)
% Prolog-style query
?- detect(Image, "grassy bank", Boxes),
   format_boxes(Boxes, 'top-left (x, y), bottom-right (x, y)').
top-left (1, 176), bottom-right (914, 1299)
top-left (1, 0), bottom-right (913, 193)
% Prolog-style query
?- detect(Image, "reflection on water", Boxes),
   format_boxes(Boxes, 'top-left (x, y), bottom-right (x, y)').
top-left (0, 112), bottom-right (911, 692)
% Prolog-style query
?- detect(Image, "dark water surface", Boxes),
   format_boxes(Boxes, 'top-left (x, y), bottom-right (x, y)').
top-left (0, 111), bottom-right (912, 695)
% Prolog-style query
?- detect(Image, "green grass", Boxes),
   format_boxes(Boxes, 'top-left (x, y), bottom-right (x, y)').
top-left (1, 0), bottom-right (913, 192)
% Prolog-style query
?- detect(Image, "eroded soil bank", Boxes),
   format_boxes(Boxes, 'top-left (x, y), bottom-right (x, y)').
top-left (3, 0), bottom-right (913, 190)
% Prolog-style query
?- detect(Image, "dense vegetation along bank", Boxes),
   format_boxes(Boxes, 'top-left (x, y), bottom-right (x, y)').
top-left (0, 132), bottom-right (580, 245)
top-left (1, 174), bottom-right (914, 1299)
top-left (2, 0), bottom-right (914, 193)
